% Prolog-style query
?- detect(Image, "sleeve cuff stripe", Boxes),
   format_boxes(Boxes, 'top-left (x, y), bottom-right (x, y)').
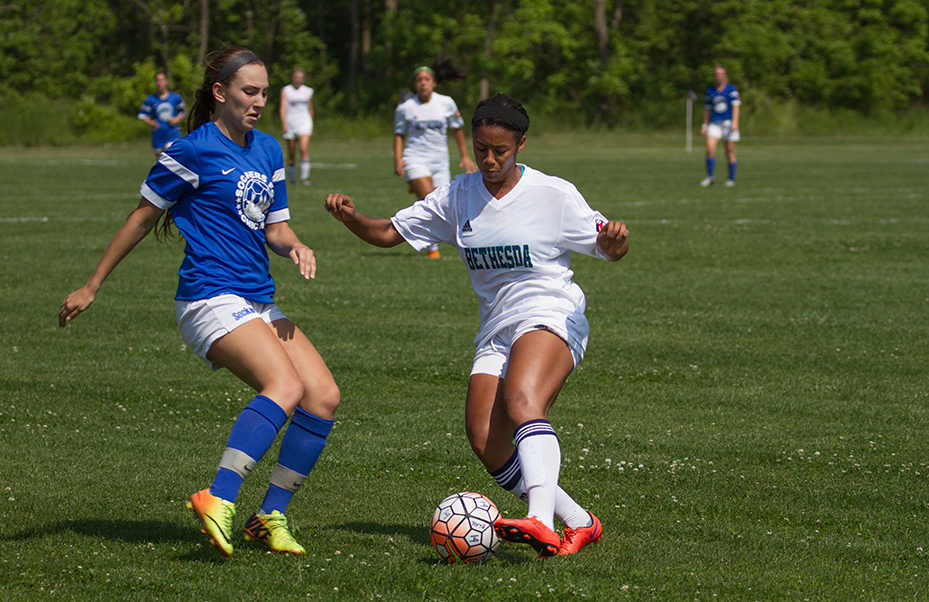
top-left (158, 154), bottom-right (199, 188)
top-left (267, 208), bottom-right (290, 224)
top-left (140, 183), bottom-right (174, 209)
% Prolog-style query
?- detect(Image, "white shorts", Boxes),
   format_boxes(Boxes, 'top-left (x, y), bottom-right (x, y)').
top-left (176, 294), bottom-right (287, 370)
top-left (471, 318), bottom-right (587, 378)
top-left (283, 118), bottom-right (313, 139)
top-left (707, 120), bottom-right (740, 142)
top-left (404, 162), bottom-right (450, 187)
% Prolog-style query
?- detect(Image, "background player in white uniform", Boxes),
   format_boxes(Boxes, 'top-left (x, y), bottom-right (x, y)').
top-left (393, 60), bottom-right (477, 258)
top-left (327, 93), bottom-right (629, 557)
top-left (60, 48), bottom-right (340, 558)
top-left (138, 71), bottom-right (186, 158)
top-left (700, 64), bottom-right (741, 187)
top-left (280, 68), bottom-right (315, 186)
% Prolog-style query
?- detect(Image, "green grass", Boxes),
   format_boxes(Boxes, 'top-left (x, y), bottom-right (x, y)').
top-left (1, 135), bottom-right (928, 601)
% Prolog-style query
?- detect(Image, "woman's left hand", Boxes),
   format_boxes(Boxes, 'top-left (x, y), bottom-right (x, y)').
top-left (460, 157), bottom-right (478, 173)
top-left (596, 220), bottom-right (629, 261)
top-left (290, 245), bottom-right (317, 280)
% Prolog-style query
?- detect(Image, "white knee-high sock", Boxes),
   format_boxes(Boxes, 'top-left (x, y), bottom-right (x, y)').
top-left (514, 419), bottom-right (561, 531)
top-left (489, 449), bottom-right (590, 529)
top-left (300, 160), bottom-right (310, 181)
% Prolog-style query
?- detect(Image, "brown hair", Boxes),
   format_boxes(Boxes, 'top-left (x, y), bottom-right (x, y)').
top-left (186, 47), bottom-right (264, 133)
top-left (156, 48), bottom-right (262, 242)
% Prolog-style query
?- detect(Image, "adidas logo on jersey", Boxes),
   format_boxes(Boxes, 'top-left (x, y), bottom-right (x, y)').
top-left (462, 220), bottom-right (472, 233)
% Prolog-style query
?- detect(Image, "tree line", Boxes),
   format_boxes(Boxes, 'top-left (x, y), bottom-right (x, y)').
top-left (1, 0), bottom-right (927, 130)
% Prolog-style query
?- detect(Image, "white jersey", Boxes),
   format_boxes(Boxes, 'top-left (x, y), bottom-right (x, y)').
top-left (391, 165), bottom-right (609, 349)
top-left (394, 92), bottom-right (464, 169)
top-left (282, 84), bottom-right (314, 132)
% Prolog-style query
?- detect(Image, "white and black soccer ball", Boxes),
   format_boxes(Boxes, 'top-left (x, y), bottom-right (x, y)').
top-left (430, 492), bottom-right (501, 563)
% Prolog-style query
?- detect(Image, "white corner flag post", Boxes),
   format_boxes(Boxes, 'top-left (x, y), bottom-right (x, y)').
top-left (686, 89), bottom-right (698, 153)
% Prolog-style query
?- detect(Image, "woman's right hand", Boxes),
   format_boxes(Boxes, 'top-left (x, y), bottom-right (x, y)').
top-left (59, 285), bottom-right (97, 327)
top-left (394, 158), bottom-right (404, 178)
top-left (324, 193), bottom-right (357, 223)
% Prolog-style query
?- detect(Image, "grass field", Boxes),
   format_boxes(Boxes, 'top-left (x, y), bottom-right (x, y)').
top-left (1, 134), bottom-right (927, 601)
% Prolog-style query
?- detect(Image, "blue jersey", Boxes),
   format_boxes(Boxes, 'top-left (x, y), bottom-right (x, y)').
top-left (704, 83), bottom-right (740, 122)
top-left (140, 122), bottom-right (290, 303)
top-left (139, 92), bottom-right (186, 150)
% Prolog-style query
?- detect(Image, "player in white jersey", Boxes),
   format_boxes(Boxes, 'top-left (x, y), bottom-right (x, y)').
top-left (393, 60), bottom-right (477, 258)
top-left (60, 48), bottom-right (340, 559)
top-left (327, 93), bottom-right (629, 557)
top-left (700, 64), bottom-right (741, 187)
top-left (280, 68), bottom-right (315, 186)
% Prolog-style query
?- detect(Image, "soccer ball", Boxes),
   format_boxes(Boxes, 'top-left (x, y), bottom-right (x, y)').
top-left (430, 492), bottom-right (501, 563)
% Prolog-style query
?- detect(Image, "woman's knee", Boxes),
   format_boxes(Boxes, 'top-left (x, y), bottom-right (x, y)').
top-left (272, 377), bottom-right (306, 413)
top-left (300, 378), bottom-right (340, 419)
top-left (318, 380), bottom-right (341, 414)
top-left (503, 387), bottom-right (546, 425)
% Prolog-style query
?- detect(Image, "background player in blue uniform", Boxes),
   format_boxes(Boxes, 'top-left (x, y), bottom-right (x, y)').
top-left (700, 64), bottom-right (741, 187)
top-left (138, 71), bottom-right (186, 158)
top-left (60, 48), bottom-right (340, 558)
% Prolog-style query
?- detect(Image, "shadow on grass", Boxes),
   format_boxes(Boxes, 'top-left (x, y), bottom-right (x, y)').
top-left (1, 519), bottom-right (231, 563)
top-left (327, 521), bottom-right (536, 566)
top-left (3, 518), bottom-right (194, 544)
top-left (4, 519), bottom-right (537, 565)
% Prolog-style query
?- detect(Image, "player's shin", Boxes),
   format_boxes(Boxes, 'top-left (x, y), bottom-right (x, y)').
top-left (210, 395), bottom-right (288, 502)
top-left (259, 407), bottom-right (334, 515)
top-left (515, 420), bottom-right (560, 531)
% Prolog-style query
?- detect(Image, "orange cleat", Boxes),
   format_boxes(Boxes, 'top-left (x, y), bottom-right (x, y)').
top-left (559, 512), bottom-right (602, 554)
top-left (494, 516), bottom-right (560, 557)
top-left (187, 489), bottom-right (236, 557)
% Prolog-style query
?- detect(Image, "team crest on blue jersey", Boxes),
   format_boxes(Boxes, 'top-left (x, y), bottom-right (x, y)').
top-left (156, 103), bottom-right (176, 122)
top-left (235, 170), bottom-right (274, 230)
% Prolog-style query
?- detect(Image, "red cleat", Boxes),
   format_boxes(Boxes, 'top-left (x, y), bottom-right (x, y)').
top-left (559, 512), bottom-right (602, 554)
top-left (494, 516), bottom-right (560, 557)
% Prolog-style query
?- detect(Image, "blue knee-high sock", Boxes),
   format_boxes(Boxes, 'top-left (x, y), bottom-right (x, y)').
top-left (728, 161), bottom-right (737, 181)
top-left (209, 395), bottom-right (288, 503)
top-left (259, 407), bottom-right (334, 515)
top-left (706, 157), bottom-right (716, 179)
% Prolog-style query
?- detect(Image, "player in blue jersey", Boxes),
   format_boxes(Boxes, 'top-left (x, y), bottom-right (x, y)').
top-left (138, 71), bottom-right (186, 158)
top-left (700, 64), bottom-right (741, 187)
top-left (60, 48), bottom-right (340, 558)
top-left (327, 93), bottom-right (629, 557)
